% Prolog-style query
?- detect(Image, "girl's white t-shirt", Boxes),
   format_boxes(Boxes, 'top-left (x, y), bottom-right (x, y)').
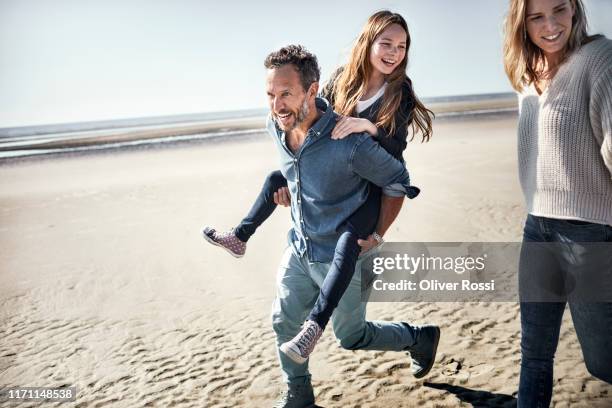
top-left (356, 83), bottom-right (387, 114)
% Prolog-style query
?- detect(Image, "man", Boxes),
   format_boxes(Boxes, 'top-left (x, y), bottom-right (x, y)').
top-left (262, 45), bottom-right (440, 408)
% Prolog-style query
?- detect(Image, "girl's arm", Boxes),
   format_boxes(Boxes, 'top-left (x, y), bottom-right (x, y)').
top-left (373, 81), bottom-right (414, 160)
top-left (357, 83), bottom-right (417, 253)
top-left (357, 195), bottom-right (404, 253)
top-left (373, 121), bottom-right (409, 161)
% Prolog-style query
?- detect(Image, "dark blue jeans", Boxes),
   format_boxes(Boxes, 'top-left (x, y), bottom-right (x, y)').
top-left (518, 214), bottom-right (612, 407)
top-left (236, 170), bottom-right (380, 329)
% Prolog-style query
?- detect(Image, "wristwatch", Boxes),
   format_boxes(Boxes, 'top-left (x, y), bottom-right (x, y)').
top-left (372, 232), bottom-right (384, 244)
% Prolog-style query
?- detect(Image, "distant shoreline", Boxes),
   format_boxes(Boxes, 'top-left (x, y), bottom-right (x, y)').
top-left (0, 93), bottom-right (517, 160)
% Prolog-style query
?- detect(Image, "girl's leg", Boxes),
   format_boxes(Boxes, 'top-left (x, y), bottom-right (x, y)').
top-left (307, 227), bottom-right (362, 328)
top-left (307, 186), bottom-right (381, 329)
top-left (280, 187), bottom-right (379, 363)
top-left (234, 170), bottom-right (287, 242)
top-left (202, 170), bottom-right (286, 257)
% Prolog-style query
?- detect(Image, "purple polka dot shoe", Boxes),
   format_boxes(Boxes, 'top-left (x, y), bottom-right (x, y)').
top-left (201, 226), bottom-right (246, 258)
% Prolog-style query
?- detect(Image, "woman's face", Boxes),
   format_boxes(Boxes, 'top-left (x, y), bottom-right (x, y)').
top-left (369, 23), bottom-right (407, 77)
top-left (525, 0), bottom-right (575, 62)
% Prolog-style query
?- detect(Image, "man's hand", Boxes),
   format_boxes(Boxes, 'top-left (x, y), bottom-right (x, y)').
top-left (273, 187), bottom-right (291, 207)
top-left (357, 234), bottom-right (382, 254)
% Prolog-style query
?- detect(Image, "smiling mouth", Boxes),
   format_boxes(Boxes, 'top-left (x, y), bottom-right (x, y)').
top-left (381, 58), bottom-right (396, 67)
top-left (542, 32), bottom-right (562, 41)
top-left (276, 112), bottom-right (292, 121)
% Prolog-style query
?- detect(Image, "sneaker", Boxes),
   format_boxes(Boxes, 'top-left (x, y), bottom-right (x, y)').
top-left (408, 324), bottom-right (440, 378)
top-left (201, 226), bottom-right (246, 258)
top-left (280, 320), bottom-right (323, 365)
top-left (273, 383), bottom-right (315, 408)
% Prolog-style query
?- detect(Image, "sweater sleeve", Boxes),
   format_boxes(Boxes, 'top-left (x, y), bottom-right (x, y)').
top-left (590, 64), bottom-right (612, 179)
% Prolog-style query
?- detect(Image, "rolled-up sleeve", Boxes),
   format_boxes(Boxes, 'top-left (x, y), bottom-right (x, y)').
top-left (350, 135), bottom-right (420, 199)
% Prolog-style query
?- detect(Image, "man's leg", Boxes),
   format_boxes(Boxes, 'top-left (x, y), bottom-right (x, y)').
top-left (271, 247), bottom-right (319, 386)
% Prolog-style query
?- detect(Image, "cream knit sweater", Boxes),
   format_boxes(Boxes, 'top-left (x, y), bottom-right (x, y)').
top-left (518, 36), bottom-right (612, 226)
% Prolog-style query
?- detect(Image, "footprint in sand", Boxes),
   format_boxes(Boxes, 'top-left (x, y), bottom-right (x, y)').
top-left (441, 359), bottom-right (495, 382)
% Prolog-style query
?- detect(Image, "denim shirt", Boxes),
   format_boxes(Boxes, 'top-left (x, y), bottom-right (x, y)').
top-left (267, 97), bottom-right (419, 262)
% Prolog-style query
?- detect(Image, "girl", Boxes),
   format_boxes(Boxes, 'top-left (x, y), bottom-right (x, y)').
top-left (503, 0), bottom-right (612, 405)
top-left (204, 10), bottom-right (434, 365)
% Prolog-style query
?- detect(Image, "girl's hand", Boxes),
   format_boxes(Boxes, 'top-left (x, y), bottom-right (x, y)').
top-left (357, 234), bottom-right (382, 254)
top-left (331, 116), bottom-right (377, 139)
top-left (273, 187), bottom-right (291, 207)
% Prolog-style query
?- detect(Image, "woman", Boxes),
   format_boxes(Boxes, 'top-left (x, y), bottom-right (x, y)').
top-left (203, 11), bottom-right (436, 366)
top-left (503, 0), bottom-right (612, 405)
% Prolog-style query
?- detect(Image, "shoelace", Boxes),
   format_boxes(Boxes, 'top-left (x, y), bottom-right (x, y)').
top-left (295, 323), bottom-right (320, 355)
top-left (214, 230), bottom-right (231, 240)
top-left (212, 229), bottom-right (238, 244)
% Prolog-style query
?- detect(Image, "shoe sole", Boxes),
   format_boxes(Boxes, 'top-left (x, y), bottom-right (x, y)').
top-left (413, 326), bottom-right (441, 379)
top-left (201, 230), bottom-right (244, 258)
top-left (279, 342), bottom-right (308, 365)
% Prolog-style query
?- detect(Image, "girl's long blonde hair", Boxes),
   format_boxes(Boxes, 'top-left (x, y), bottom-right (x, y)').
top-left (332, 10), bottom-right (433, 142)
top-left (503, 0), bottom-right (590, 91)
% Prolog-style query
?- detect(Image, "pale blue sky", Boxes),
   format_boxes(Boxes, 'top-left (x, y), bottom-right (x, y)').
top-left (1, 0), bottom-right (610, 127)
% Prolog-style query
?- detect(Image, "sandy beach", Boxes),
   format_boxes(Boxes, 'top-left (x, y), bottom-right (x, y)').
top-left (1, 114), bottom-right (610, 407)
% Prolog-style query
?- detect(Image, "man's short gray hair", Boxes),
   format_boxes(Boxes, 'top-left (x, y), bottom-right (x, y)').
top-left (264, 45), bottom-right (320, 91)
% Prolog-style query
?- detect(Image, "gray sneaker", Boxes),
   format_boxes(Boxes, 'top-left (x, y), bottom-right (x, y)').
top-left (201, 226), bottom-right (246, 258)
top-left (409, 325), bottom-right (440, 378)
top-left (273, 383), bottom-right (315, 408)
top-left (280, 320), bottom-right (323, 364)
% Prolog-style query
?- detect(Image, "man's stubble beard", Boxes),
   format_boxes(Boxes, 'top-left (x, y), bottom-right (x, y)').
top-left (276, 97), bottom-right (310, 133)
top-left (295, 97), bottom-right (309, 126)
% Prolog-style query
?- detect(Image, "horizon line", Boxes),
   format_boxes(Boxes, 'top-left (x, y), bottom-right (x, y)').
top-left (0, 92), bottom-right (516, 138)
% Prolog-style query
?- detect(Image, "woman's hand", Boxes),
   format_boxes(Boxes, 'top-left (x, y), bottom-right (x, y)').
top-left (331, 116), bottom-right (377, 140)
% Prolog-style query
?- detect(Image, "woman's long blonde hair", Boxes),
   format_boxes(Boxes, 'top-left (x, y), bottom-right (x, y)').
top-left (503, 0), bottom-right (590, 91)
top-left (332, 10), bottom-right (433, 142)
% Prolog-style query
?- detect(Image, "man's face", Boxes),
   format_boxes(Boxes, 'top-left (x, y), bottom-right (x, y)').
top-left (266, 65), bottom-right (312, 132)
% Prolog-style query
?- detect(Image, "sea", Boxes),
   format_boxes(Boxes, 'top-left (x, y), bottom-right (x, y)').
top-left (0, 93), bottom-right (517, 161)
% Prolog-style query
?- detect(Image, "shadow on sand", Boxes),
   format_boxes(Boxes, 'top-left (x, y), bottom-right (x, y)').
top-left (424, 382), bottom-right (517, 407)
